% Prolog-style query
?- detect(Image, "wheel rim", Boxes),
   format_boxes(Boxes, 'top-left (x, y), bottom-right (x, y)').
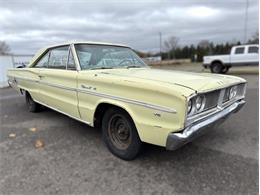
top-left (107, 114), bottom-right (131, 150)
top-left (213, 64), bottom-right (221, 73)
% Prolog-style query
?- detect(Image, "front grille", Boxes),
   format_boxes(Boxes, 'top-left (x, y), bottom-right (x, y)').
top-left (203, 90), bottom-right (220, 111)
top-left (201, 83), bottom-right (245, 112)
top-left (223, 88), bottom-right (230, 103)
top-left (222, 83), bottom-right (246, 104)
top-left (186, 83), bottom-right (245, 126)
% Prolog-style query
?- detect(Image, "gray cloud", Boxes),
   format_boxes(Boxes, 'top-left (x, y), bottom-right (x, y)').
top-left (0, 0), bottom-right (258, 54)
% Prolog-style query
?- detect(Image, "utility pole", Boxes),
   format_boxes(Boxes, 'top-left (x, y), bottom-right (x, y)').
top-left (244, 0), bottom-right (249, 43)
top-left (159, 32), bottom-right (162, 60)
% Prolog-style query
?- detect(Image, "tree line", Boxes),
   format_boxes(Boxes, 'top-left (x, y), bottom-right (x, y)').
top-left (137, 31), bottom-right (259, 62)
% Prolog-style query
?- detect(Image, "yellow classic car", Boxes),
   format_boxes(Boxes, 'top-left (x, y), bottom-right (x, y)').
top-left (7, 41), bottom-right (246, 160)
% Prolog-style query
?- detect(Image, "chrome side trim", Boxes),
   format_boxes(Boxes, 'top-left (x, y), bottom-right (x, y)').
top-left (40, 80), bottom-right (77, 91)
top-left (13, 76), bottom-right (177, 114)
top-left (34, 100), bottom-right (91, 125)
top-left (15, 77), bottom-right (36, 82)
top-left (77, 88), bottom-right (176, 114)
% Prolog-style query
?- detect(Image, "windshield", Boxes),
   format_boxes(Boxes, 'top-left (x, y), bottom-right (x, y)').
top-left (74, 44), bottom-right (147, 70)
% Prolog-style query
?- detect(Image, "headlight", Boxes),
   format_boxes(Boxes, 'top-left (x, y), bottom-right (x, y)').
top-left (229, 86), bottom-right (238, 99)
top-left (195, 95), bottom-right (205, 111)
top-left (187, 99), bottom-right (192, 114)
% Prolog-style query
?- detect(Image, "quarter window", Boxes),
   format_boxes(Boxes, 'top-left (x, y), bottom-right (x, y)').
top-left (248, 46), bottom-right (258, 54)
top-left (235, 47), bottom-right (245, 54)
top-left (48, 46), bottom-right (69, 69)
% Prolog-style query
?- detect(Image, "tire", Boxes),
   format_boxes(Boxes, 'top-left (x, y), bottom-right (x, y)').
top-left (221, 66), bottom-right (230, 74)
top-left (210, 62), bottom-right (223, 73)
top-left (25, 92), bottom-right (41, 112)
top-left (102, 108), bottom-right (142, 160)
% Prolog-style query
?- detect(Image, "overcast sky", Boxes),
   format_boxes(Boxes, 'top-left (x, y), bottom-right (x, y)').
top-left (0, 0), bottom-right (258, 54)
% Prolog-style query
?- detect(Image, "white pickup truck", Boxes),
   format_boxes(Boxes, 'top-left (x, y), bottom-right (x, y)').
top-left (203, 44), bottom-right (259, 73)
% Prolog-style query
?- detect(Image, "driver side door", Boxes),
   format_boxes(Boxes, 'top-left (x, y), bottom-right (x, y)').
top-left (38, 45), bottom-right (80, 119)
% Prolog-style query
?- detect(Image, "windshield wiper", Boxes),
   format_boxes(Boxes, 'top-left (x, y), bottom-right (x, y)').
top-left (126, 65), bottom-right (142, 69)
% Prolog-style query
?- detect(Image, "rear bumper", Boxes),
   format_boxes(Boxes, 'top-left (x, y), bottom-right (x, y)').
top-left (166, 99), bottom-right (245, 150)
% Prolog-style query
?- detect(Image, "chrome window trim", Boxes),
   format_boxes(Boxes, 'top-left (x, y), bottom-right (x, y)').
top-left (71, 44), bottom-right (81, 71)
top-left (66, 46), bottom-right (70, 70)
top-left (66, 45), bottom-right (77, 71)
top-left (31, 44), bottom-right (70, 68)
top-left (13, 76), bottom-right (176, 114)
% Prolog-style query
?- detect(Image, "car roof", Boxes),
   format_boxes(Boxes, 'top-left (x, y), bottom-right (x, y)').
top-left (44, 41), bottom-right (130, 49)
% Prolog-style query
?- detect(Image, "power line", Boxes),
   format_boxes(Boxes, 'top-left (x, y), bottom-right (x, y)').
top-left (159, 32), bottom-right (162, 57)
top-left (244, 0), bottom-right (249, 43)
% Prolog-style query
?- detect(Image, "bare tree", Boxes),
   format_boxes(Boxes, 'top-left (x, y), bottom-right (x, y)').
top-left (164, 36), bottom-right (179, 59)
top-left (0, 41), bottom-right (10, 55)
top-left (198, 40), bottom-right (210, 48)
top-left (250, 31), bottom-right (259, 44)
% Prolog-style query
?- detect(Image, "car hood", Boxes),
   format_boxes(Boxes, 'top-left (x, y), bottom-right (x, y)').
top-left (100, 68), bottom-right (246, 92)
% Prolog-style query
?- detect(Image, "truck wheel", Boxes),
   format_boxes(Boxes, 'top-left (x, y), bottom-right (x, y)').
top-left (221, 66), bottom-right (230, 74)
top-left (210, 62), bottom-right (223, 73)
top-left (102, 108), bottom-right (142, 160)
top-left (25, 92), bottom-right (41, 112)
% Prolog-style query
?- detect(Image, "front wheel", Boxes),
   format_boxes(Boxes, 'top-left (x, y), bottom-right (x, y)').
top-left (25, 92), bottom-right (41, 112)
top-left (102, 108), bottom-right (142, 160)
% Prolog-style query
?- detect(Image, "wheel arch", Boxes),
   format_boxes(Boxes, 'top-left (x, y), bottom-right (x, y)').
top-left (210, 60), bottom-right (224, 67)
top-left (93, 101), bottom-right (136, 130)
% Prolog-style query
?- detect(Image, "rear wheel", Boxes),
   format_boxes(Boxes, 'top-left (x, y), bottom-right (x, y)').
top-left (25, 92), bottom-right (41, 112)
top-left (102, 108), bottom-right (142, 160)
top-left (210, 62), bottom-right (223, 73)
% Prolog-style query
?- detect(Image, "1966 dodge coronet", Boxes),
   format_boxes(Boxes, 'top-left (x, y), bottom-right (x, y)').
top-left (7, 42), bottom-right (246, 160)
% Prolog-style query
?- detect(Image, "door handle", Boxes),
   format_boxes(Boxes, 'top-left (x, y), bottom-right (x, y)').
top-left (81, 84), bottom-right (92, 89)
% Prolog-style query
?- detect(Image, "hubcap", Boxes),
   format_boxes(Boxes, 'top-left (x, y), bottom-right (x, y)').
top-left (213, 64), bottom-right (221, 73)
top-left (108, 114), bottom-right (131, 150)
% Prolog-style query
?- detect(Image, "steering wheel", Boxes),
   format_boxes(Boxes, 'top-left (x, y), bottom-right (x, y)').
top-left (118, 59), bottom-right (132, 66)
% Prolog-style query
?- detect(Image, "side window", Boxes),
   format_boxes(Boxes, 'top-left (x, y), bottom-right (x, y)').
top-left (48, 46), bottom-right (69, 69)
top-left (77, 50), bottom-right (92, 69)
top-left (248, 46), bottom-right (258, 54)
top-left (235, 47), bottom-right (245, 54)
top-left (34, 52), bottom-right (49, 68)
top-left (67, 49), bottom-right (76, 70)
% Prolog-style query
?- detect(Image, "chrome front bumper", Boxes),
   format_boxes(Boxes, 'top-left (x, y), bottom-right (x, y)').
top-left (166, 99), bottom-right (245, 150)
